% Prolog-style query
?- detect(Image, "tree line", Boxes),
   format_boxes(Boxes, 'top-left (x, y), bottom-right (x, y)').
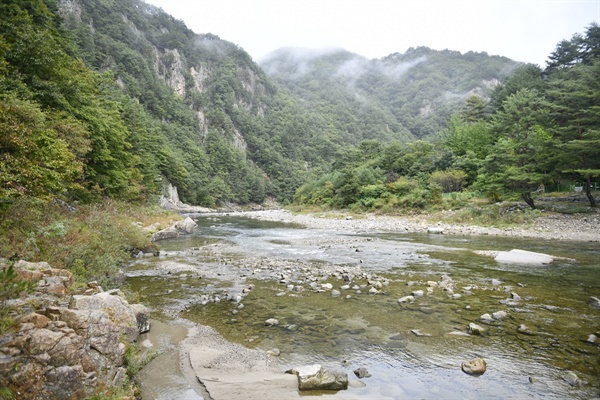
top-left (294, 23), bottom-right (600, 210)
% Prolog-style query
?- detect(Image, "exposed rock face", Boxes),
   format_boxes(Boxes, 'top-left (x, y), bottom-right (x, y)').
top-left (0, 261), bottom-right (149, 399)
top-left (159, 183), bottom-right (214, 213)
top-left (14, 260), bottom-right (74, 297)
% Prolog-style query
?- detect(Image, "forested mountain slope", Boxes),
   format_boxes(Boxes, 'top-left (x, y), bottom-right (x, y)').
top-left (1, 0), bottom-right (527, 208)
top-left (260, 46), bottom-right (520, 140)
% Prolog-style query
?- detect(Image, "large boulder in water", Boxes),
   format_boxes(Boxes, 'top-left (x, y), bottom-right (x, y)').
top-left (175, 216), bottom-right (197, 234)
top-left (494, 249), bottom-right (554, 265)
top-left (294, 364), bottom-right (348, 391)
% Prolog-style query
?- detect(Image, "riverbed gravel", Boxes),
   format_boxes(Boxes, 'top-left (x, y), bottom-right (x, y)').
top-left (235, 209), bottom-right (599, 242)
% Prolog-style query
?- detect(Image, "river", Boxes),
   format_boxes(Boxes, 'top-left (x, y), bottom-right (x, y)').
top-left (128, 213), bottom-right (600, 399)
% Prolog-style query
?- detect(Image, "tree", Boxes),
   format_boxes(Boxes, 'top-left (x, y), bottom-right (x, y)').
top-left (546, 62), bottom-right (600, 207)
top-left (478, 89), bottom-right (552, 208)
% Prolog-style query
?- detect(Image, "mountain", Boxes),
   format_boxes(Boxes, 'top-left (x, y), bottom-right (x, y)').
top-left (1, 0), bottom-right (522, 207)
top-left (260, 46), bottom-right (520, 139)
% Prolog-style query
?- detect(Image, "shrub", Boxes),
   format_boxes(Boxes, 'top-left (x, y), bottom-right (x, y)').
top-left (386, 177), bottom-right (419, 196)
top-left (429, 170), bottom-right (467, 193)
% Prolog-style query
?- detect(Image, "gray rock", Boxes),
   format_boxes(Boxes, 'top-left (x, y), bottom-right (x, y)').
top-left (264, 318), bottom-right (279, 327)
top-left (588, 296), bottom-right (600, 309)
top-left (174, 216), bottom-right (197, 234)
top-left (398, 295), bottom-right (415, 303)
top-left (412, 290), bottom-right (424, 297)
top-left (295, 364), bottom-right (348, 391)
top-left (69, 292), bottom-right (139, 342)
top-left (492, 310), bottom-right (508, 320)
top-left (151, 226), bottom-right (179, 242)
top-left (562, 371), bottom-right (582, 386)
top-left (353, 367), bottom-right (371, 378)
top-left (468, 323), bottom-right (486, 335)
top-left (585, 334), bottom-right (597, 344)
top-left (479, 313), bottom-right (494, 323)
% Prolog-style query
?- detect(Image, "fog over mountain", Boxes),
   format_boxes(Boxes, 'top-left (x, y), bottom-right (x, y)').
top-left (260, 46), bottom-right (519, 140)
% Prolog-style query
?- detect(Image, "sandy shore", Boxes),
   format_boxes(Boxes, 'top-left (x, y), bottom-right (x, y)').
top-left (236, 209), bottom-right (600, 243)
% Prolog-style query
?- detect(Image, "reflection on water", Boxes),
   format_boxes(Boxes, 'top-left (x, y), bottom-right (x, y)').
top-left (130, 215), bottom-right (600, 399)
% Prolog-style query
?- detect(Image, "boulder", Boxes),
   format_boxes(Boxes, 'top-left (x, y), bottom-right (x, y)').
top-left (0, 307), bottom-right (129, 400)
top-left (151, 226), bottom-right (179, 242)
top-left (264, 318), bottom-right (279, 327)
top-left (494, 249), bottom-right (554, 265)
top-left (294, 364), bottom-right (348, 391)
top-left (398, 295), bottom-right (415, 304)
top-left (175, 216), bottom-right (197, 234)
top-left (69, 292), bottom-right (139, 341)
top-left (461, 358), bottom-right (486, 375)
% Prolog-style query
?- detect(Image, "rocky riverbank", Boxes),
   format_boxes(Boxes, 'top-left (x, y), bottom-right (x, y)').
top-left (130, 209), bottom-right (599, 400)
top-left (234, 208), bottom-right (599, 242)
top-left (0, 260), bottom-right (150, 399)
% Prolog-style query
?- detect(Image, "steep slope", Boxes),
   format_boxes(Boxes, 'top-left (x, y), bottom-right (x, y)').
top-left (260, 46), bottom-right (520, 139)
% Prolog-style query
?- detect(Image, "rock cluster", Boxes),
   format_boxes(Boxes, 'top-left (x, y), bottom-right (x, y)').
top-left (150, 216), bottom-right (198, 241)
top-left (0, 261), bottom-right (149, 399)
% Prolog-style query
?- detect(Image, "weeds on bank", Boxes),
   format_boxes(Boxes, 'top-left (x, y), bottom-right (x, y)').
top-left (0, 197), bottom-right (179, 289)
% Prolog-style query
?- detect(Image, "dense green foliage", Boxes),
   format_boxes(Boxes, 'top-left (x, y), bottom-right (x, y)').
top-left (294, 24), bottom-right (600, 210)
top-left (1, 0), bottom-right (597, 216)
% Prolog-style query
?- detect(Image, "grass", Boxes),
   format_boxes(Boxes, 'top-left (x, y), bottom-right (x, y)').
top-left (0, 197), bottom-right (180, 289)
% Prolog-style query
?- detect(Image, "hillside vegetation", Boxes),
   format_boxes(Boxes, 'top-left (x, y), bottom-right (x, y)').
top-left (293, 25), bottom-right (600, 212)
top-left (1, 0), bottom-right (598, 285)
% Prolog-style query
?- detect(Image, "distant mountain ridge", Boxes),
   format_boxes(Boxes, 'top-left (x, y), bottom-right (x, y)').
top-left (260, 46), bottom-right (519, 139)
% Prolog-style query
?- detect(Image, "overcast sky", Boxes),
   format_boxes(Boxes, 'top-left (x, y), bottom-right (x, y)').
top-left (143, 0), bottom-right (599, 67)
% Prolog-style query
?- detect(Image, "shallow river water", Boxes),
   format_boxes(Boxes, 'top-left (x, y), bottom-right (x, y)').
top-left (129, 214), bottom-right (600, 399)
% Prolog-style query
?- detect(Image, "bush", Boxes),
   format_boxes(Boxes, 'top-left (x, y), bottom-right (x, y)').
top-left (386, 177), bottom-right (419, 196)
top-left (429, 170), bottom-right (467, 193)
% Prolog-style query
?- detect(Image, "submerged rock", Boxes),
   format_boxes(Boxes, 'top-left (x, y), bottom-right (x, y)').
top-left (461, 358), bottom-right (487, 375)
top-left (562, 371), bottom-right (583, 386)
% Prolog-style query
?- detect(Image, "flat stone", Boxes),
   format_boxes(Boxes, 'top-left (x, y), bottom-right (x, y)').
top-left (495, 249), bottom-right (554, 265)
